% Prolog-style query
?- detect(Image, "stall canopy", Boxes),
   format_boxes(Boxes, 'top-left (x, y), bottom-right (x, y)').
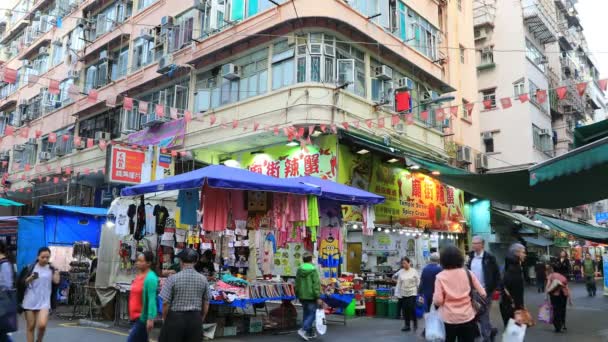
top-left (295, 176), bottom-right (385, 205)
top-left (492, 208), bottom-right (548, 231)
top-left (121, 165), bottom-right (322, 196)
top-left (573, 119), bottom-right (608, 148)
top-left (521, 236), bottom-right (554, 247)
top-left (534, 214), bottom-right (608, 244)
top-left (38, 205), bottom-right (107, 248)
top-left (409, 155), bottom-right (608, 209)
top-left (0, 198), bottom-right (24, 206)
top-left (17, 216), bottom-right (45, 272)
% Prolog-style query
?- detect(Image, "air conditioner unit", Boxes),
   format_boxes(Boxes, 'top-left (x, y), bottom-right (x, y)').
top-left (474, 28), bottom-right (487, 41)
top-left (38, 46), bottom-right (48, 56)
top-left (221, 63), bottom-right (240, 80)
top-left (394, 123), bottom-right (405, 134)
top-left (157, 55), bottom-right (174, 74)
top-left (482, 132), bottom-right (492, 140)
top-left (397, 77), bottom-right (414, 91)
top-left (14, 144), bottom-right (26, 152)
top-left (481, 47), bottom-right (492, 54)
top-left (22, 60), bottom-right (31, 68)
top-left (139, 28), bottom-right (154, 42)
top-left (540, 128), bottom-right (551, 136)
top-left (141, 112), bottom-right (170, 127)
top-left (99, 49), bottom-right (109, 62)
top-left (27, 138), bottom-right (37, 145)
top-left (38, 151), bottom-right (51, 161)
top-left (374, 65), bottom-right (393, 81)
top-left (160, 16), bottom-right (174, 27)
top-left (77, 18), bottom-right (86, 28)
top-left (67, 69), bottom-right (79, 79)
top-left (456, 145), bottom-right (473, 164)
top-left (475, 153), bottom-right (489, 171)
top-left (94, 131), bottom-right (111, 142)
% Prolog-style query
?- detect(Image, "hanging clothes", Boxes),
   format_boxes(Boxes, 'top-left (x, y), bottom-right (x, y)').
top-left (134, 197), bottom-right (146, 240)
top-left (144, 203), bottom-right (155, 235)
top-left (127, 204), bottom-right (137, 235)
top-left (362, 206), bottom-right (376, 236)
top-left (177, 189), bottom-right (200, 226)
top-left (201, 185), bottom-right (230, 232)
top-left (319, 199), bottom-right (342, 228)
top-left (230, 190), bottom-right (248, 221)
top-left (306, 195), bottom-right (320, 241)
top-left (287, 194), bottom-right (308, 223)
top-left (153, 205), bottom-right (169, 235)
top-left (318, 227), bottom-right (342, 278)
top-left (271, 193), bottom-right (290, 231)
top-left (262, 232), bottom-right (276, 276)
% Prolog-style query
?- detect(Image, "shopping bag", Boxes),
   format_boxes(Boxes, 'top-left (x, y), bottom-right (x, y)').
top-left (315, 309), bottom-right (327, 335)
top-left (415, 295), bottom-right (426, 319)
top-left (0, 289), bottom-right (17, 317)
top-left (424, 306), bottom-right (445, 341)
top-left (502, 319), bottom-right (526, 342)
top-left (202, 323), bottom-right (217, 339)
top-left (538, 301), bottom-right (552, 324)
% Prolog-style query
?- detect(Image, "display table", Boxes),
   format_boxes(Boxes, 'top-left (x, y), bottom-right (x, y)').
top-left (210, 296), bottom-right (296, 309)
top-left (320, 294), bottom-right (355, 326)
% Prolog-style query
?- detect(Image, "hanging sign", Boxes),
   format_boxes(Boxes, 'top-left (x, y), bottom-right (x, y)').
top-left (107, 146), bottom-right (146, 184)
top-left (127, 119), bottom-right (186, 148)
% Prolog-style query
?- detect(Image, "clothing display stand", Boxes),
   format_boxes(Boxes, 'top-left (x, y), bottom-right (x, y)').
top-left (57, 241), bottom-right (93, 320)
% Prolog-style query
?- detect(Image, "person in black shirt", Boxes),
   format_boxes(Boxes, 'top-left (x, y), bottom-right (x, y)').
top-left (195, 250), bottom-right (215, 277)
top-left (500, 243), bottom-right (526, 327)
top-left (555, 250), bottom-right (571, 279)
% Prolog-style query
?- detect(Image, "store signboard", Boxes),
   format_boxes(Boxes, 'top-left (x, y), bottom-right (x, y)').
top-left (127, 118), bottom-right (186, 148)
top-left (107, 146), bottom-right (146, 184)
top-left (339, 145), bottom-right (465, 231)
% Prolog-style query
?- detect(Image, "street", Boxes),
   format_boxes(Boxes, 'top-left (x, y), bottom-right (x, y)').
top-left (9, 281), bottom-right (608, 342)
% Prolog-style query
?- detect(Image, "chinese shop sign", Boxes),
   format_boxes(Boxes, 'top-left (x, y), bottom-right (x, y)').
top-left (108, 146), bottom-right (146, 184)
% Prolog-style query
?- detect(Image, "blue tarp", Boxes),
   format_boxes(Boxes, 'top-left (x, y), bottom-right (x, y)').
top-left (17, 216), bottom-right (45, 272)
top-left (121, 165), bottom-right (322, 196)
top-left (294, 176), bottom-right (385, 205)
top-left (38, 205), bottom-right (105, 248)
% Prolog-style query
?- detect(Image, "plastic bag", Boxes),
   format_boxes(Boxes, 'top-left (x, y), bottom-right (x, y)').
top-left (502, 319), bottom-right (526, 342)
top-left (415, 295), bottom-right (426, 319)
top-left (538, 301), bottom-right (552, 324)
top-left (315, 309), bottom-right (327, 335)
top-left (424, 305), bottom-right (445, 341)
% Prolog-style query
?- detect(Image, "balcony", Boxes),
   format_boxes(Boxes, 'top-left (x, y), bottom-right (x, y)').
top-left (523, 0), bottom-right (558, 44)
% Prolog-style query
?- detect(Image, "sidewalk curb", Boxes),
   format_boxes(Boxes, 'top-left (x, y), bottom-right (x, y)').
top-left (78, 319), bottom-right (112, 329)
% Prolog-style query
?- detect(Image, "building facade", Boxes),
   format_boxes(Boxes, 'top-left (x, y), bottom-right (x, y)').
top-left (0, 0), bottom-right (481, 213)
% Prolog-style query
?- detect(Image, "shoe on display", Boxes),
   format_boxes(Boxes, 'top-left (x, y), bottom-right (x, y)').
top-left (298, 329), bottom-right (310, 341)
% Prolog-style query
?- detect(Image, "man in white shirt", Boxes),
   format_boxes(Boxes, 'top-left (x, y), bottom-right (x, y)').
top-left (467, 236), bottom-right (500, 342)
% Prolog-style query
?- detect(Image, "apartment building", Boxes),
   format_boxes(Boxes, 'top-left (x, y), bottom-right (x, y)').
top-left (0, 0), bottom-right (478, 210)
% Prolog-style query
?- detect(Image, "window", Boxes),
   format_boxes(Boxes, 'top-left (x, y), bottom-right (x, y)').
top-left (397, 4), bottom-right (438, 60)
top-left (460, 45), bottom-right (465, 64)
top-left (126, 80), bottom-right (189, 132)
top-left (525, 39), bottom-right (545, 72)
top-left (78, 110), bottom-right (121, 139)
top-left (12, 142), bottom-right (36, 170)
top-left (111, 47), bottom-right (129, 81)
top-left (199, 0), bottom-right (227, 37)
top-left (66, 27), bottom-right (85, 52)
top-left (51, 41), bottom-right (64, 67)
top-left (462, 99), bottom-right (471, 119)
top-left (40, 126), bottom-right (74, 159)
top-left (132, 37), bottom-right (155, 71)
top-left (480, 46), bottom-right (494, 66)
top-left (271, 40), bottom-right (295, 90)
top-left (167, 14), bottom-right (195, 53)
top-left (481, 89), bottom-right (496, 109)
top-left (529, 79), bottom-right (540, 105)
top-left (137, 0), bottom-right (157, 11)
top-left (482, 132), bottom-right (494, 153)
top-left (513, 79), bottom-right (525, 96)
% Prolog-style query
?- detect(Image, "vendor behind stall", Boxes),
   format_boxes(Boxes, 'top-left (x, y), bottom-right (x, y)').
top-left (161, 249), bottom-right (181, 277)
top-left (195, 250), bottom-right (215, 277)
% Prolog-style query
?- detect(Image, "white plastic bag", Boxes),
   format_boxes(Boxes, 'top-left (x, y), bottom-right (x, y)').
top-left (315, 309), bottom-right (327, 335)
top-left (424, 305), bottom-right (445, 341)
top-left (502, 319), bottom-right (527, 342)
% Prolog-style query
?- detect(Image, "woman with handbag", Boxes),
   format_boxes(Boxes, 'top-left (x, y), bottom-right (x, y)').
top-left (17, 247), bottom-right (60, 342)
top-left (546, 264), bottom-right (572, 333)
top-left (0, 241), bottom-right (16, 342)
top-left (393, 257), bottom-right (420, 332)
top-left (500, 243), bottom-right (529, 327)
top-left (433, 245), bottom-right (486, 342)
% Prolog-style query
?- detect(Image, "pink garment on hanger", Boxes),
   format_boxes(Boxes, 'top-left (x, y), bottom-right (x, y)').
top-left (286, 225), bottom-right (303, 243)
top-left (287, 195), bottom-right (308, 222)
top-left (202, 185), bottom-right (230, 232)
top-left (276, 229), bottom-right (289, 249)
top-left (272, 193), bottom-right (290, 231)
top-left (230, 190), bottom-right (248, 221)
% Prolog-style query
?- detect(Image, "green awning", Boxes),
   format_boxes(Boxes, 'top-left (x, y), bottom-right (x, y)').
top-left (534, 214), bottom-right (608, 244)
top-left (0, 198), bottom-right (24, 206)
top-left (409, 155), bottom-right (608, 209)
top-left (529, 136), bottom-right (608, 186)
top-left (574, 119), bottom-right (608, 148)
top-left (521, 236), bottom-right (554, 247)
top-left (492, 208), bottom-right (548, 231)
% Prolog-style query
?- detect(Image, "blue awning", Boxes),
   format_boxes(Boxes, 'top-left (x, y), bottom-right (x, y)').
top-left (121, 165), bottom-right (322, 197)
top-left (38, 205), bottom-right (108, 217)
top-left (0, 198), bottom-right (24, 206)
top-left (294, 176), bottom-right (385, 205)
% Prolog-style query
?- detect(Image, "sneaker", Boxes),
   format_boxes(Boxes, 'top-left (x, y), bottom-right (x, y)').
top-left (309, 332), bottom-right (318, 339)
top-left (298, 329), bottom-right (310, 341)
top-left (401, 326), bottom-right (411, 332)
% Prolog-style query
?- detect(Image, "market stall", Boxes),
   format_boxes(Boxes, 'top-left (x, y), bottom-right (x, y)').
top-left (94, 165), bottom-right (384, 336)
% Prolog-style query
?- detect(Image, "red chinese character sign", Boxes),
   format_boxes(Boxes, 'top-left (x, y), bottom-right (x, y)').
top-left (107, 146), bottom-right (146, 184)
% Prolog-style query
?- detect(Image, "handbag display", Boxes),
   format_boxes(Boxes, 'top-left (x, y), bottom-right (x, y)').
top-left (465, 270), bottom-right (488, 315)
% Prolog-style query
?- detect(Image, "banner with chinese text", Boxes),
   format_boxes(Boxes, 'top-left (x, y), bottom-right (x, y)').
top-left (107, 146), bottom-right (146, 184)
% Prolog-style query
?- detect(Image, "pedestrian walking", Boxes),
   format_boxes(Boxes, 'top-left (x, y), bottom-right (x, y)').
top-left (555, 250), bottom-right (571, 279)
top-left (466, 236), bottom-right (500, 342)
top-left (393, 257), bottom-right (419, 332)
top-left (127, 251), bottom-right (158, 342)
top-left (16, 247), bottom-right (60, 342)
top-left (159, 248), bottom-right (210, 342)
top-left (0, 241), bottom-right (16, 342)
top-left (534, 260), bottom-right (547, 293)
top-left (433, 245), bottom-right (486, 342)
top-left (295, 252), bottom-right (321, 341)
top-left (500, 243), bottom-right (526, 328)
top-left (418, 252), bottom-right (442, 312)
top-left (582, 252), bottom-right (597, 296)
top-left (546, 264), bottom-right (572, 333)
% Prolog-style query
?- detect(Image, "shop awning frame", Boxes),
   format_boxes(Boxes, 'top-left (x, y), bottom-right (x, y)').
top-left (294, 176), bottom-right (385, 205)
top-left (492, 208), bottom-right (548, 231)
top-left (534, 213), bottom-right (608, 244)
top-left (521, 236), bottom-right (554, 247)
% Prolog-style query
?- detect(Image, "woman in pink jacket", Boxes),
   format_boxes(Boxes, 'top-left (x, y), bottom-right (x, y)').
top-left (433, 245), bottom-right (486, 342)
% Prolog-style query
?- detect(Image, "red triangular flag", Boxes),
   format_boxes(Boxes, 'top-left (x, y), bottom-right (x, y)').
top-left (483, 99), bottom-right (493, 110)
top-left (320, 124), bottom-right (327, 133)
top-left (53, 177), bottom-right (59, 184)
top-left (253, 122), bottom-right (260, 131)
top-left (273, 126), bottom-right (279, 135)
top-left (330, 124), bottom-right (338, 134)
top-left (20, 127), bottom-right (29, 138)
top-left (48, 79), bottom-right (60, 95)
top-left (86, 138), bottom-right (94, 148)
top-left (123, 97), bottom-right (134, 111)
top-left (1, 161), bottom-right (6, 168)
top-left (536, 89), bottom-right (547, 104)
top-left (342, 122), bottom-right (349, 131)
top-left (169, 107), bottom-right (178, 119)
top-left (556, 86), bottom-right (568, 100)
top-left (518, 93), bottom-right (529, 103)
top-left (68, 84), bottom-right (80, 100)
top-left (99, 139), bottom-right (107, 151)
top-left (74, 136), bottom-right (81, 146)
top-left (405, 113), bottom-right (414, 125)
top-left (308, 125), bottom-right (315, 136)
top-left (35, 129), bottom-right (42, 138)
top-left (599, 79), bottom-right (608, 92)
top-left (465, 102), bottom-right (474, 116)
top-left (209, 114), bottom-right (217, 126)
top-left (88, 89), bottom-right (98, 103)
top-left (232, 119), bottom-right (239, 129)
top-left (377, 118), bottom-right (385, 128)
top-left (353, 120), bottom-right (360, 129)
top-left (576, 82), bottom-right (588, 97)
top-left (64, 167), bottom-right (71, 175)
top-left (391, 114), bottom-right (400, 126)
top-left (450, 106), bottom-right (459, 117)
top-left (420, 111), bottom-right (429, 121)
top-left (84, 168), bottom-right (90, 175)
top-left (435, 108), bottom-right (445, 121)
top-left (179, 151), bottom-right (187, 157)
top-left (155, 104), bottom-right (165, 117)
top-left (2, 68), bottom-right (17, 84)
top-left (48, 132), bottom-right (57, 143)
top-left (38, 176), bottom-right (42, 182)
top-left (297, 127), bottom-right (305, 138)
top-left (365, 119), bottom-right (373, 128)
top-left (183, 110), bottom-right (192, 122)
top-left (170, 150), bottom-right (178, 157)
top-left (25, 164), bottom-right (30, 171)
top-left (138, 101), bottom-right (149, 114)
top-left (500, 97), bottom-right (512, 109)
top-left (4, 125), bottom-right (14, 136)
top-left (62, 134), bottom-right (69, 142)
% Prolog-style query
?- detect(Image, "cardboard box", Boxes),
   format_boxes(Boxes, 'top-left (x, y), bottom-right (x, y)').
top-left (249, 317), bottom-right (263, 333)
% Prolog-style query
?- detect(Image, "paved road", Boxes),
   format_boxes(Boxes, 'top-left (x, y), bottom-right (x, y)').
top-left (10, 281), bottom-right (608, 341)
